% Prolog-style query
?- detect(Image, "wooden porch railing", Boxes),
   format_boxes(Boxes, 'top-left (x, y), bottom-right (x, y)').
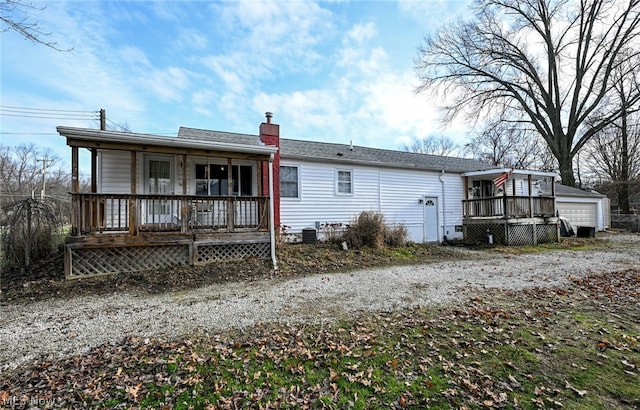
top-left (463, 196), bottom-right (555, 219)
top-left (70, 193), bottom-right (269, 236)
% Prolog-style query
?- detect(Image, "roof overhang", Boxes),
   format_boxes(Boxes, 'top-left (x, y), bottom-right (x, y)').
top-left (461, 168), bottom-right (558, 179)
top-left (57, 126), bottom-right (278, 159)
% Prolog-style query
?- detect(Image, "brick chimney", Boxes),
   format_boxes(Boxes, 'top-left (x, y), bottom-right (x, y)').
top-left (260, 112), bottom-right (280, 228)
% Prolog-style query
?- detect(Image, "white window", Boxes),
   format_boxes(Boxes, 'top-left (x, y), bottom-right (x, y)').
top-left (336, 169), bottom-right (353, 195)
top-left (280, 165), bottom-right (299, 198)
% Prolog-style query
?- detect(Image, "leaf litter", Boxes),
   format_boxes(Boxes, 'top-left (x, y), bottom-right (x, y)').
top-left (2, 268), bottom-right (638, 409)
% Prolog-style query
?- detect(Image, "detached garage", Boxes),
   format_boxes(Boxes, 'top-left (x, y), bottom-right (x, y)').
top-left (556, 183), bottom-right (609, 232)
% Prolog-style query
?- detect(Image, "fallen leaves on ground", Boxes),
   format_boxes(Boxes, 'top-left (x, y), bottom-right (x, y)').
top-left (2, 269), bottom-right (639, 409)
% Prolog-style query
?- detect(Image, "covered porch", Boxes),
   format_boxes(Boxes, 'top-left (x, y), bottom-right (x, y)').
top-left (461, 169), bottom-right (559, 245)
top-left (58, 126), bottom-right (279, 278)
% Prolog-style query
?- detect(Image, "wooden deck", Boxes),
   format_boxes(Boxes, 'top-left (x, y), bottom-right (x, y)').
top-left (462, 196), bottom-right (558, 245)
top-left (65, 193), bottom-right (272, 278)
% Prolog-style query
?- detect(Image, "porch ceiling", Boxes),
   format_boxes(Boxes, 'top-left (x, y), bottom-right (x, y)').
top-left (57, 126), bottom-right (278, 160)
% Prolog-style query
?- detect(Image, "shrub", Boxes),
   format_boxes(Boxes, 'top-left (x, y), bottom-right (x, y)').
top-left (1, 198), bottom-right (63, 267)
top-left (342, 211), bottom-right (407, 249)
top-left (386, 224), bottom-right (409, 247)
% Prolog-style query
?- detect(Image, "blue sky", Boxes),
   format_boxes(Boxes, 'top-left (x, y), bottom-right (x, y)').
top-left (1, 0), bottom-right (473, 175)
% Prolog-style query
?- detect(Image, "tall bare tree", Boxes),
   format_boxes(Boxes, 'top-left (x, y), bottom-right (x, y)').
top-left (464, 119), bottom-right (557, 170)
top-left (415, 0), bottom-right (640, 187)
top-left (581, 50), bottom-right (640, 210)
top-left (1, 0), bottom-right (71, 50)
top-left (583, 114), bottom-right (640, 211)
top-left (402, 135), bottom-right (460, 156)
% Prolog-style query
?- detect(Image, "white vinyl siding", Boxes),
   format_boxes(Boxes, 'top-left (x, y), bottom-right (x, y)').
top-left (280, 162), bottom-right (378, 234)
top-left (279, 160), bottom-right (465, 243)
top-left (99, 150), bottom-right (134, 193)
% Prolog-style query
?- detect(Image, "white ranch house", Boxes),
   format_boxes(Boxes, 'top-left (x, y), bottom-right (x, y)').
top-left (57, 114), bottom-right (599, 277)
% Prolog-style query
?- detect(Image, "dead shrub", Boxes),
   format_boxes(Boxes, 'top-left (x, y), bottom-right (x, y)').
top-left (342, 211), bottom-right (407, 249)
top-left (1, 198), bottom-right (63, 267)
top-left (386, 224), bottom-right (409, 247)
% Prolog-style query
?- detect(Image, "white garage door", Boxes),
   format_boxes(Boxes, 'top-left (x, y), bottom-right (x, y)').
top-left (557, 202), bottom-right (597, 228)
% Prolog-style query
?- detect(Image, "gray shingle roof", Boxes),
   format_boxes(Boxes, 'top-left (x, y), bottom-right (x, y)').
top-left (178, 126), bottom-right (492, 173)
top-left (555, 182), bottom-right (605, 198)
top-left (178, 127), bottom-right (262, 146)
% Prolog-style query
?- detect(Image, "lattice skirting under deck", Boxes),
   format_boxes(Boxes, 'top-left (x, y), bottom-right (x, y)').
top-left (535, 223), bottom-right (558, 244)
top-left (195, 241), bottom-right (270, 265)
top-left (465, 221), bottom-right (558, 246)
top-left (67, 244), bottom-right (190, 278)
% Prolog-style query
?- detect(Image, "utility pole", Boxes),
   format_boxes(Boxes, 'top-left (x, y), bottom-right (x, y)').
top-left (100, 108), bottom-right (106, 131)
top-left (36, 158), bottom-right (50, 199)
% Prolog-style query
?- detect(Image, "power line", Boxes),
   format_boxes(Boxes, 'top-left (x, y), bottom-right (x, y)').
top-left (0, 105), bottom-right (98, 114)
top-left (0, 132), bottom-right (59, 135)
top-left (0, 113), bottom-right (99, 120)
top-left (1, 105), bottom-right (178, 136)
top-left (0, 105), bottom-right (99, 121)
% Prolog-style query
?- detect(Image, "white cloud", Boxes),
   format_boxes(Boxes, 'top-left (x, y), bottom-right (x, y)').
top-left (191, 89), bottom-right (219, 117)
top-left (2, 0), bottom-right (474, 163)
top-left (202, 0), bottom-right (333, 86)
top-left (347, 22), bottom-right (377, 43)
top-left (140, 67), bottom-right (191, 102)
top-left (398, 0), bottom-right (473, 26)
top-left (176, 29), bottom-right (209, 51)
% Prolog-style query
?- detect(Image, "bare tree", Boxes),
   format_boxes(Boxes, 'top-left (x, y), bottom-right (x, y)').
top-left (581, 51), bottom-right (640, 210)
top-left (0, 143), bottom-right (63, 203)
top-left (0, 0), bottom-right (71, 50)
top-left (583, 114), bottom-right (640, 211)
top-left (415, 0), bottom-right (640, 187)
top-left (464, 119), bottom-right (557, 170)
top-left (402, 135), bottom-right (459, 156)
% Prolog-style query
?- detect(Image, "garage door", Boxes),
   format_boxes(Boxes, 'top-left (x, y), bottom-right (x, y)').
top-left (557, 202), bottom-right (597, 228)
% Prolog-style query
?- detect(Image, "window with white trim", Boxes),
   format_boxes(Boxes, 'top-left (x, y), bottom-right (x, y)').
top-left (336, 169), bottom-right (353, 195)
top-left (280, 165), bottom-right (299, 198)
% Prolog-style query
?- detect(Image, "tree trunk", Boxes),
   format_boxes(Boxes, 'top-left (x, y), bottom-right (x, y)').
top-left (557, 152), bottom-right (576, 187)
top-left (619, 111), bottom-right (630, 213)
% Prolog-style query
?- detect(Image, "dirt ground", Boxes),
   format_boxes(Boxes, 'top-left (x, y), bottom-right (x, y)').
top-left (2, 232), bottom-right (635, 304)
top-left (0, 242), bottom-right (466, 304)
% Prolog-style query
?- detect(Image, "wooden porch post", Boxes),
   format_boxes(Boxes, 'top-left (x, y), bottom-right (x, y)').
top-left (227, 158), bottom-right (234, 232)
top-left (90, 149), bottom-right (97, 193)
top-left (502, 182), bottom-right (508, 219)
top-left (463, 176), bottom-right (469, 217)
top-left (257, 160), bottom-right (263, 196)
top-left (503, 183), bottom-right (509, 245)
top-left (71, 146), bottom-right (79, 236)
top-left (129, 151), bottom-right (138, 236)
top-left (181, 154), bottom-right (189, 234)
top-left (527, 175), bottom-right (533, 217)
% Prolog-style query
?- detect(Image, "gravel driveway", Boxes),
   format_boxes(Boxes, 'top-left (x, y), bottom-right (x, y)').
top-left (2, 234), bottom-right (639, 374)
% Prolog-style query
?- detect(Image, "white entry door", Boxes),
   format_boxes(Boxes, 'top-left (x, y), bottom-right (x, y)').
top-left (422, 196), bottom-right (439, 243)
top-left (144, 156), bottom-right (175, 224)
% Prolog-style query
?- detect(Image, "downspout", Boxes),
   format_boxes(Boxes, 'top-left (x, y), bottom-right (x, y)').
top-left (268, 154), bottom-right (279, 271)
top-left (439, 170), bottom-right (446, 242)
